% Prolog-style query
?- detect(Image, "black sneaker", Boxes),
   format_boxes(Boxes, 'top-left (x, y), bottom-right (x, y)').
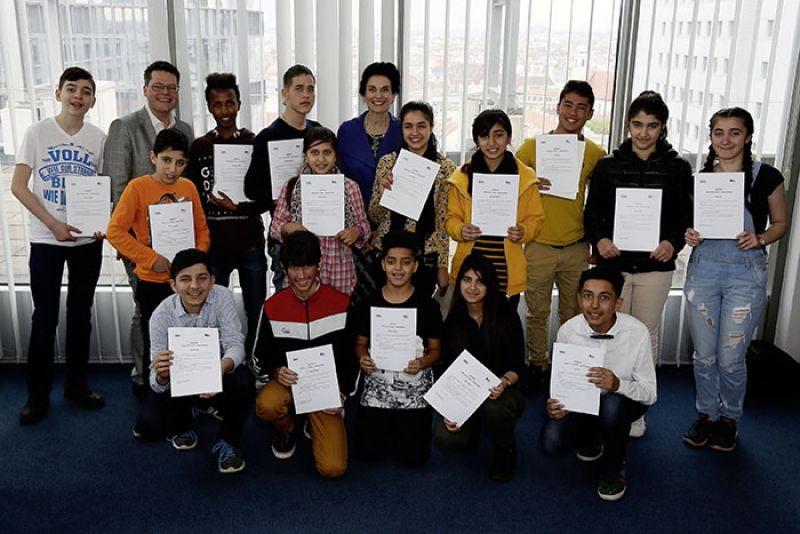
top-left (64, 384), bottom-right (105, 409)
top-left (212, 439), bottom-right (245, 474)
top-left (489, 445), bottom-right (516, 481)
top-left (271, 432), bottom-right (296, 459)
top-left (683, 413), bottom-right (715, 447)
top-left (168, 430), bottom-right (198, 450)
top-left (522, 365), bottom-right (548, 397)
top-left (710, 416), bottom-right (737, 452)
top-left (576, 443), bottom-right (604, 462)
top-left (597, 469), bottom-right (627, 501)
top-left (19, 397), bottom-right (49, 425)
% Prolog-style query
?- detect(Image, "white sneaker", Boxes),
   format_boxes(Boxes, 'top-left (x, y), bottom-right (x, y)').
top-left (629, 416), bottom-right (647, 438)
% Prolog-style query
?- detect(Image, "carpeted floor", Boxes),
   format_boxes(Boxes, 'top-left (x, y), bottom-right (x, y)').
top-left (1, 365), bottom-right (798, 533)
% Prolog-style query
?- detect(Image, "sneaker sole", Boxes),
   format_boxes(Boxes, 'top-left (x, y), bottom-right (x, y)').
top-left (710, 442), bottom-right (736, 452)
top-left (576, 450), bottom-right (604, 462)
top-left (682, 435), bottom-right (708, 447)
top-left (272, 445), bottom-right (296, 460)
top-left (219, 460), bottom-right (246, 474)
top-left (170, 439), bottom-right (198, 451)
top-left (598, 486), bottom-right (627, 502)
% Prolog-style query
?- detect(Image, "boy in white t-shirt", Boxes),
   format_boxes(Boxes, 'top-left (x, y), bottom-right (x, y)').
top-left (11, 66), bottom-right (108, 424)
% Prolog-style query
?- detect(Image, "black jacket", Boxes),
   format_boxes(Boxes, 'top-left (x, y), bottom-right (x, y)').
top-left (584, 139), bottom-right (692, 273)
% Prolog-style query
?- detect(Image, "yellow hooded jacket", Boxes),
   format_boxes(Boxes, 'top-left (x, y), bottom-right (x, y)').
top-left (445, 157), bottom-right (545, 296)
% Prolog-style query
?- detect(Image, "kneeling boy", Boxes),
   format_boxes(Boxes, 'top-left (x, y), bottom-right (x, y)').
top-left (135, 249), bottom-right (254, 474)
top-left (540, 266), bottom-right (656, 501)
top-left (252, 231), bottom-right (356, 478)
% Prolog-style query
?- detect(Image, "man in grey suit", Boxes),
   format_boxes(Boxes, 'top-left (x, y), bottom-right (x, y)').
top-left (103, 60), bottom-right (194, 397)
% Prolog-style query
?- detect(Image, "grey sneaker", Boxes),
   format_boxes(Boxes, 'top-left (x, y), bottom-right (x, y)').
top-left (211, 439), bottom-right (245, 474)
top-left (168, 430), bottom-right (198, 450)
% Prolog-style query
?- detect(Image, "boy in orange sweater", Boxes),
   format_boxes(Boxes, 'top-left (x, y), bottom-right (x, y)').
top-left (107, 128), bottom-right (210, 370)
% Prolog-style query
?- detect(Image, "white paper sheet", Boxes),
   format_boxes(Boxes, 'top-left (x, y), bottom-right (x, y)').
top-left (550, 342), bottom-right (605, 416)
top-left (148, 202), bottom-right (196, 262)
top-left (268, 139), bottom-right (305, 199)
top-left (471, 173), bottom-right (519, 237)
top-left (168, 327), bottom-right (222, 398)
top-left (536, 135), bottom-right (580, 200)
top-left (423, 350), bottom-right (501, 426)
top-left (213, 144), bottom-right (252, 203)
top-left (370, 307), bottom-right (417, 372)
top-left (300, 174), bottom-right (345, 236)
top-left (65, 175), bottom-right (110, 236)
top-left (288, 344), bottom-right (342, 415)
top-left (613, 188), bottom-right (663, 252)
top-left (378, 149), bottom-right (439, 221)
top-left (693, 172), bottom-right (745, 239)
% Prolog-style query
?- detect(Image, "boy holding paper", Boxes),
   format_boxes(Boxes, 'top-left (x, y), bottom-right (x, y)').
top-left (540, 266), bottom-right (656, 501)
top-left (12, 66), bottom-right (108, 424)
top-left (252, 231), bottom-right (356, 478)
top-left (515, 81), bottom-right (606, 395)
top-left (244, 64), bottom-right (320, 292)
top-left (185, 73), bottom-right (264, 353)
top-left (135, 249), bottom-right (254, 474)
top-left (106, 128), bottom-right (210, 369)
top-left (352, 231), bottom-right (442, 467)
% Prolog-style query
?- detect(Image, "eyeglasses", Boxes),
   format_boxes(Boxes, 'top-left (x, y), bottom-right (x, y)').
top-left (149, 83), bottom-right (179, 94)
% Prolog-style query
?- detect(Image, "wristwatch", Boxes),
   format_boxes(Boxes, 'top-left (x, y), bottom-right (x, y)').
top-left (758, 236), bottom-right (767, 248)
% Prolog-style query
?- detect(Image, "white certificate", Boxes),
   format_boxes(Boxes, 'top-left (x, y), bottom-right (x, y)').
top-left (613, 188), bottom-right (662, 252)
top-left (288, 344), bottom-right (342, 415)
top-left (693, 172), bottom-right (744, 239)
top-left (423, 349), bottom-right (501, 427)
top-left (148, 202), bottom-right (196, 262)
top-left (379, 149), bottom-right (439, 221)
top-left (268, 139), bottom-right (305, 199)
top-left (536, 135), bottom-right (580, 199)
top-left (168, 327), bottom-right (222, 398)
top-left (65, 175), bottom-right (110, 236)
top-left (471, 173), bottom-right (519, 237)
top-left (300, 174), bottom-right (345, 236)
top-left (213, 144), bottom-right (252, 203)
top-left (550, 342), bottom-right (605, 416)
top-left (370, 307), bottom-right (417, 372)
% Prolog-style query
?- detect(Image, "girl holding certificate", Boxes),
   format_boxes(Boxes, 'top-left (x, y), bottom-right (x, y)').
top-left (583, 91), bottom-right (692, 438)
top-left (445, 110), bottom-right (545, 303)
top-left (435, 254), bottom-right (525, 481)
top-left (368, 101), bottom-right (456, 296)
top-left (269, 127), bottom-right (370, 295)
top-left (682, 107), bottom-right (787, 453)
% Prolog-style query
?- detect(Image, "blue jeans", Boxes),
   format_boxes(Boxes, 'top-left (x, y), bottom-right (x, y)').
top-left (684, 247), bottom-right (768, 422)
top-left (209, 247), bottom-right (267, 354)
top-left (540, 393), bottom-right (647, 473)
top-left (26, 241), bottom-right (103, 399)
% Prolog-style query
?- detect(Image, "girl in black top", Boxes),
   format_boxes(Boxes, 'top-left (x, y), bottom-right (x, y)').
top-left (435, 253), bottom-right (525, 481)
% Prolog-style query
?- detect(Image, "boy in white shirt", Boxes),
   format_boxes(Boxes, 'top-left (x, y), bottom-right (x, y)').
top-left (12, 66), bottom-right (108, 424)
top-left (540, 266), bottom-right (657, 501)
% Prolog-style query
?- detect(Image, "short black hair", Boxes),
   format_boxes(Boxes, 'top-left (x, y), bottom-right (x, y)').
top-left (58, 66), bottom-right (96, 93)
top-left (559, 80), bottom-right (595, 109)
top-left (152, 128), bottom-right (190, 156)
top-left (578, 266), bottom-right (625, 298)
top-left (205, 72), bottom-right (240, 103)
top-left (472, 109), bottom-right (512, 145)
top-left (144, 60), bottom-right (180, 85)
top-left (281, 230), bottom-right (322, 268)
top-left (381, 231), bottom-right (419, 259)
top-left (358, 62), bottom-right (401, 96)
top-left (283, 64), bottom-right (315, 88)
top-left (170, 248), bottom-right (211, 279)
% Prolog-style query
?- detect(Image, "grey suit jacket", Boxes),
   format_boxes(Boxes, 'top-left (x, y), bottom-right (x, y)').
top-left (104, 106), bottom-right (194, 205)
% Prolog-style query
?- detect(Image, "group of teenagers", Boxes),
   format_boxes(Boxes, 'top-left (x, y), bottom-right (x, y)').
top-left (11, 57), bottom-right (787, 502)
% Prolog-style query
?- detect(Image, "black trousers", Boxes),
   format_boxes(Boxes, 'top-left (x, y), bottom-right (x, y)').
top-left (355, 405), bottom-right (433, 467)
top-left (136, 364), bottom-right (255, 446)
top-left (134, 280), bottom-right (174, 365)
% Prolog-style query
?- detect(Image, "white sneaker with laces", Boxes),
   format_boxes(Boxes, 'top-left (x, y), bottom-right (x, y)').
top-left (629, 416), bottom-right (647, 438)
